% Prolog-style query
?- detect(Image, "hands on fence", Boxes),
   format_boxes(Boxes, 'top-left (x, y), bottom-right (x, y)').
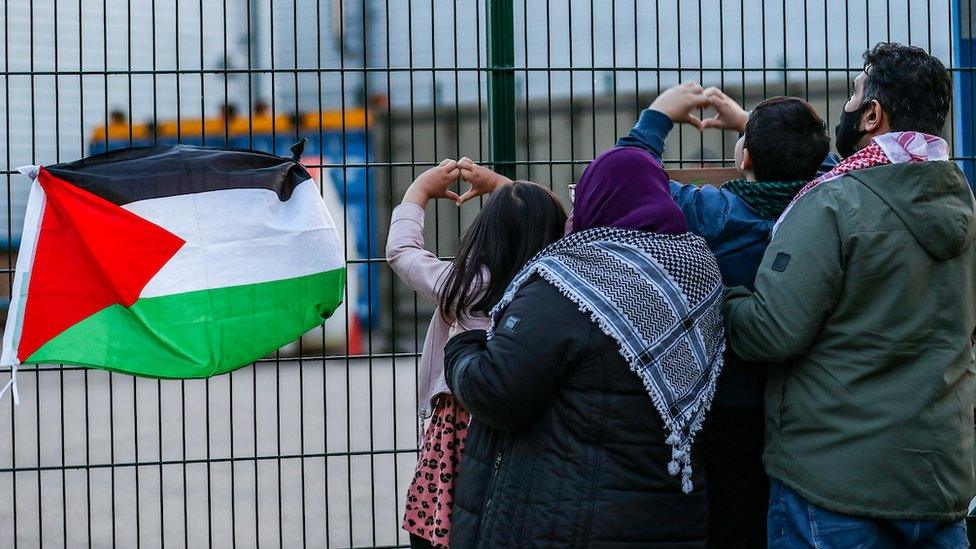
top-left (701, 87), bottom-right (750, 133)
top-left (404, 158), bottom-right (463, 206)
top-left (649, 81), bottom-right (710, 130)
top-left (404, 157), bottom-right (513, 208)
top-left (649, 81), bottom-right (750, 134)
top-left (457, 157), bottom-right (513, 204)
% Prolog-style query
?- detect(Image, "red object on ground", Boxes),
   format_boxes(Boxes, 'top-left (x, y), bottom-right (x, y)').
top-left (16, 169), bottom-right (185, 361)
top-left (347, 313), bottom-right (363, 355)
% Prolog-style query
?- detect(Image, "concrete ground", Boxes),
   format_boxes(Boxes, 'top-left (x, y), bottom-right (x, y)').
top-left (0, 357), bottom-right (423, 548)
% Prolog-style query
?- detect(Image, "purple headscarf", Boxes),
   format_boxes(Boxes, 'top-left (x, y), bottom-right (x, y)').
top-left (572, 147), bottom-right (687, 235)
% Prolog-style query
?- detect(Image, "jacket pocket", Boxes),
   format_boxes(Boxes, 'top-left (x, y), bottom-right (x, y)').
top-left (477, 442), bottom-right (506, 545)
top-left (778, 372), bottom-right (789, 431)
top-left (766, 373), bottom-right (786, 433)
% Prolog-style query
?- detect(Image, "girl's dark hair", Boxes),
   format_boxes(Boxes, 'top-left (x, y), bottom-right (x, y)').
top-left (438, 181), bottom-right (567, 322)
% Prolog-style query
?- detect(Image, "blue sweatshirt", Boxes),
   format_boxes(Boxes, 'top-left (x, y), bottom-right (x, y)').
top-left (616, 109), bottom-right (775, 406)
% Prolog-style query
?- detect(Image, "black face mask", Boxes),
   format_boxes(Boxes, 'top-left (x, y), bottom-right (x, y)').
top-left (834, 102), bottom-right (871, 159)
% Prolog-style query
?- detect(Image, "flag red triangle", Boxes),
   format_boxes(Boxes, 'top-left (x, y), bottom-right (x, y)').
top-left (17, 168), bottom-right (185, 361)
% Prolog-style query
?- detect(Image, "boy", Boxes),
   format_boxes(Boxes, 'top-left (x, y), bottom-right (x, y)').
top-left (617, 83), bottom-right (832, 548)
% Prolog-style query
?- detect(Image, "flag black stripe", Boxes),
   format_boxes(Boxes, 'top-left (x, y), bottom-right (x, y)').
top-left (45, 145), bottom-right (312, 205)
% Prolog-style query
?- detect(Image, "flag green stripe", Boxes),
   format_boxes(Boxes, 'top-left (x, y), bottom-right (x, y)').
top-left (25, 268), bottom-right (345, 378)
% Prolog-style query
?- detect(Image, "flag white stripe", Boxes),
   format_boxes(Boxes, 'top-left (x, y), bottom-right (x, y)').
top-left (126, 178), bottom-right (345, 298)
top-left (1, 179), bottom-right (45, 370)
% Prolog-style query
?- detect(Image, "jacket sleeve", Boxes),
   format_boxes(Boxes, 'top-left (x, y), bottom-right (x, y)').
top-left (722, 185), bottom-right (847, 362)
top-left (384, 203), bottom-right (452, 301)
top-left (669, 181), bottom-right (731, 243)
top-left (444, 279), bottom-right (588, 432)
top-left (615, 108), bottom-right (673, 163)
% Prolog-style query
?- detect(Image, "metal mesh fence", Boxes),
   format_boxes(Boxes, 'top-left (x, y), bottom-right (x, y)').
top-left (0, 0), bottom-right (972, 547)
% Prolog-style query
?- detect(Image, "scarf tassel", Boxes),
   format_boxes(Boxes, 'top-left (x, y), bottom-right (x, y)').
top-left (667, 435), bottom-right (695, 493)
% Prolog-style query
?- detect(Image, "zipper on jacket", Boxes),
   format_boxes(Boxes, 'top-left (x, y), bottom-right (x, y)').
top-left (477, 450), bottom-right (504, 544)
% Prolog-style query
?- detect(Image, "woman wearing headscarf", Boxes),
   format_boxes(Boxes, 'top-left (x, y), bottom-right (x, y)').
top-left (444, 147), bottom-right (725, 548)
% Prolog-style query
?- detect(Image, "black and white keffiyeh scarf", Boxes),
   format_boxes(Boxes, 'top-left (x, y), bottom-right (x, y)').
top-left (487, 227), bottom-right (725, 493)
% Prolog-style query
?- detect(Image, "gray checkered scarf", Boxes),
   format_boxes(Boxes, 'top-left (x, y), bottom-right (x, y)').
top-left (488, 228), bottom-right (725, 493)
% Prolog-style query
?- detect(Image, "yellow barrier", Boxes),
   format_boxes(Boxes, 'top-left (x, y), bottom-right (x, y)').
top-left (227, 114), bottom-right (294, 135)
top-left (300, 108), bottom-right (371, 131)
top-left (90, 123), bottom-right (151, 142)
top-left (90, 109), bottom-right (370, 143)
top-left (156, 117), bottom-right (237, 138)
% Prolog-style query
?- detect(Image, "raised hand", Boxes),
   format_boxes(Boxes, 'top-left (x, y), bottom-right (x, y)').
top-left (649, 82), bottom-right (711, 131)
top-left (701, 87), bottom-right (750, 133)
top-left (456, 157), bottom-right (513, 205)
top-left (403, 158), bottom-right (461, 206)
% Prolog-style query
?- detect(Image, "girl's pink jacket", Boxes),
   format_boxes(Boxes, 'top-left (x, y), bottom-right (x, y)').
top-left (385, 203), bottom-right (489, 418)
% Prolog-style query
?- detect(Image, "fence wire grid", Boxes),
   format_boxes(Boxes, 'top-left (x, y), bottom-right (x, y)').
top-left (0, 0), bottom-right (973, 547)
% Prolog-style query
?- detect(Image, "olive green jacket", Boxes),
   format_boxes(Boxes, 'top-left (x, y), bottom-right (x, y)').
top-left (724, 161), bottom-right (976, 521)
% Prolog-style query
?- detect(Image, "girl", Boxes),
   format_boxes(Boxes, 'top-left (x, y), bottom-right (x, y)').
top-left (385, 157), bottom-right (567, 549)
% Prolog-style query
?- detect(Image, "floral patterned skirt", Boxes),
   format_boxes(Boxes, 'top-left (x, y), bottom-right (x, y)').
top-left (402, 394), bottom-right (470, 548)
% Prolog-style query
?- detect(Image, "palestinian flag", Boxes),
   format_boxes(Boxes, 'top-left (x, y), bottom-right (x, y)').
top-left (1, 145), bottom-right (345, 401)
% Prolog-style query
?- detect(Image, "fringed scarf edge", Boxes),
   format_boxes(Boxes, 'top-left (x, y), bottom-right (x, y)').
top-left (488, 235), bottom-right (725, 493)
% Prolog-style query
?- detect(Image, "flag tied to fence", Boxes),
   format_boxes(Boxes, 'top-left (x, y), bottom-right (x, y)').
top-left (0, 145), bottom-right (346, 403)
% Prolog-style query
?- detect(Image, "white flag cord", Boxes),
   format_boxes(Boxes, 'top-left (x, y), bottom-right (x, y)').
top-left (0, 366), bottom-right (19, 405)
top-left (0, 166), bottom-right (40, 405)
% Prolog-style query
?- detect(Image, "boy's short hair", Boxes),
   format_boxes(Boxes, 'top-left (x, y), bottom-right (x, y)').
top-left (744, 97), bottom-right (830, 182)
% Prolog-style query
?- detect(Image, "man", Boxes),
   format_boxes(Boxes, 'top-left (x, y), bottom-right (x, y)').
top-left (724, 42), bottom-right (975, 547)
top-left (618, 83), bottom-right (832, 547)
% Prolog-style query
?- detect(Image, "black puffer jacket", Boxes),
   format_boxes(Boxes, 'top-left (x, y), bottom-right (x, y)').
top-left (445, 277), bottom-right (708, 548)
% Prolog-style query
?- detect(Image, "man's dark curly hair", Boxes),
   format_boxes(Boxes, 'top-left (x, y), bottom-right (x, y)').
top-left (861, 42), bottom-right (952, 135)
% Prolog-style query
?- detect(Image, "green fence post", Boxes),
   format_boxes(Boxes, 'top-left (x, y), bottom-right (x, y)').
top-left (487, 0), bottom-right (517, 180)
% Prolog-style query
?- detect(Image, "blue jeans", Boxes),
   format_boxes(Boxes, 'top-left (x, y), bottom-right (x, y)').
top-left (768, 479), bottom-right (969, 548)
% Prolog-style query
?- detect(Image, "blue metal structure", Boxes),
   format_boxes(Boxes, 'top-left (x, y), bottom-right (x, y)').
top-left (954, 0), bottom-right (975, 191)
